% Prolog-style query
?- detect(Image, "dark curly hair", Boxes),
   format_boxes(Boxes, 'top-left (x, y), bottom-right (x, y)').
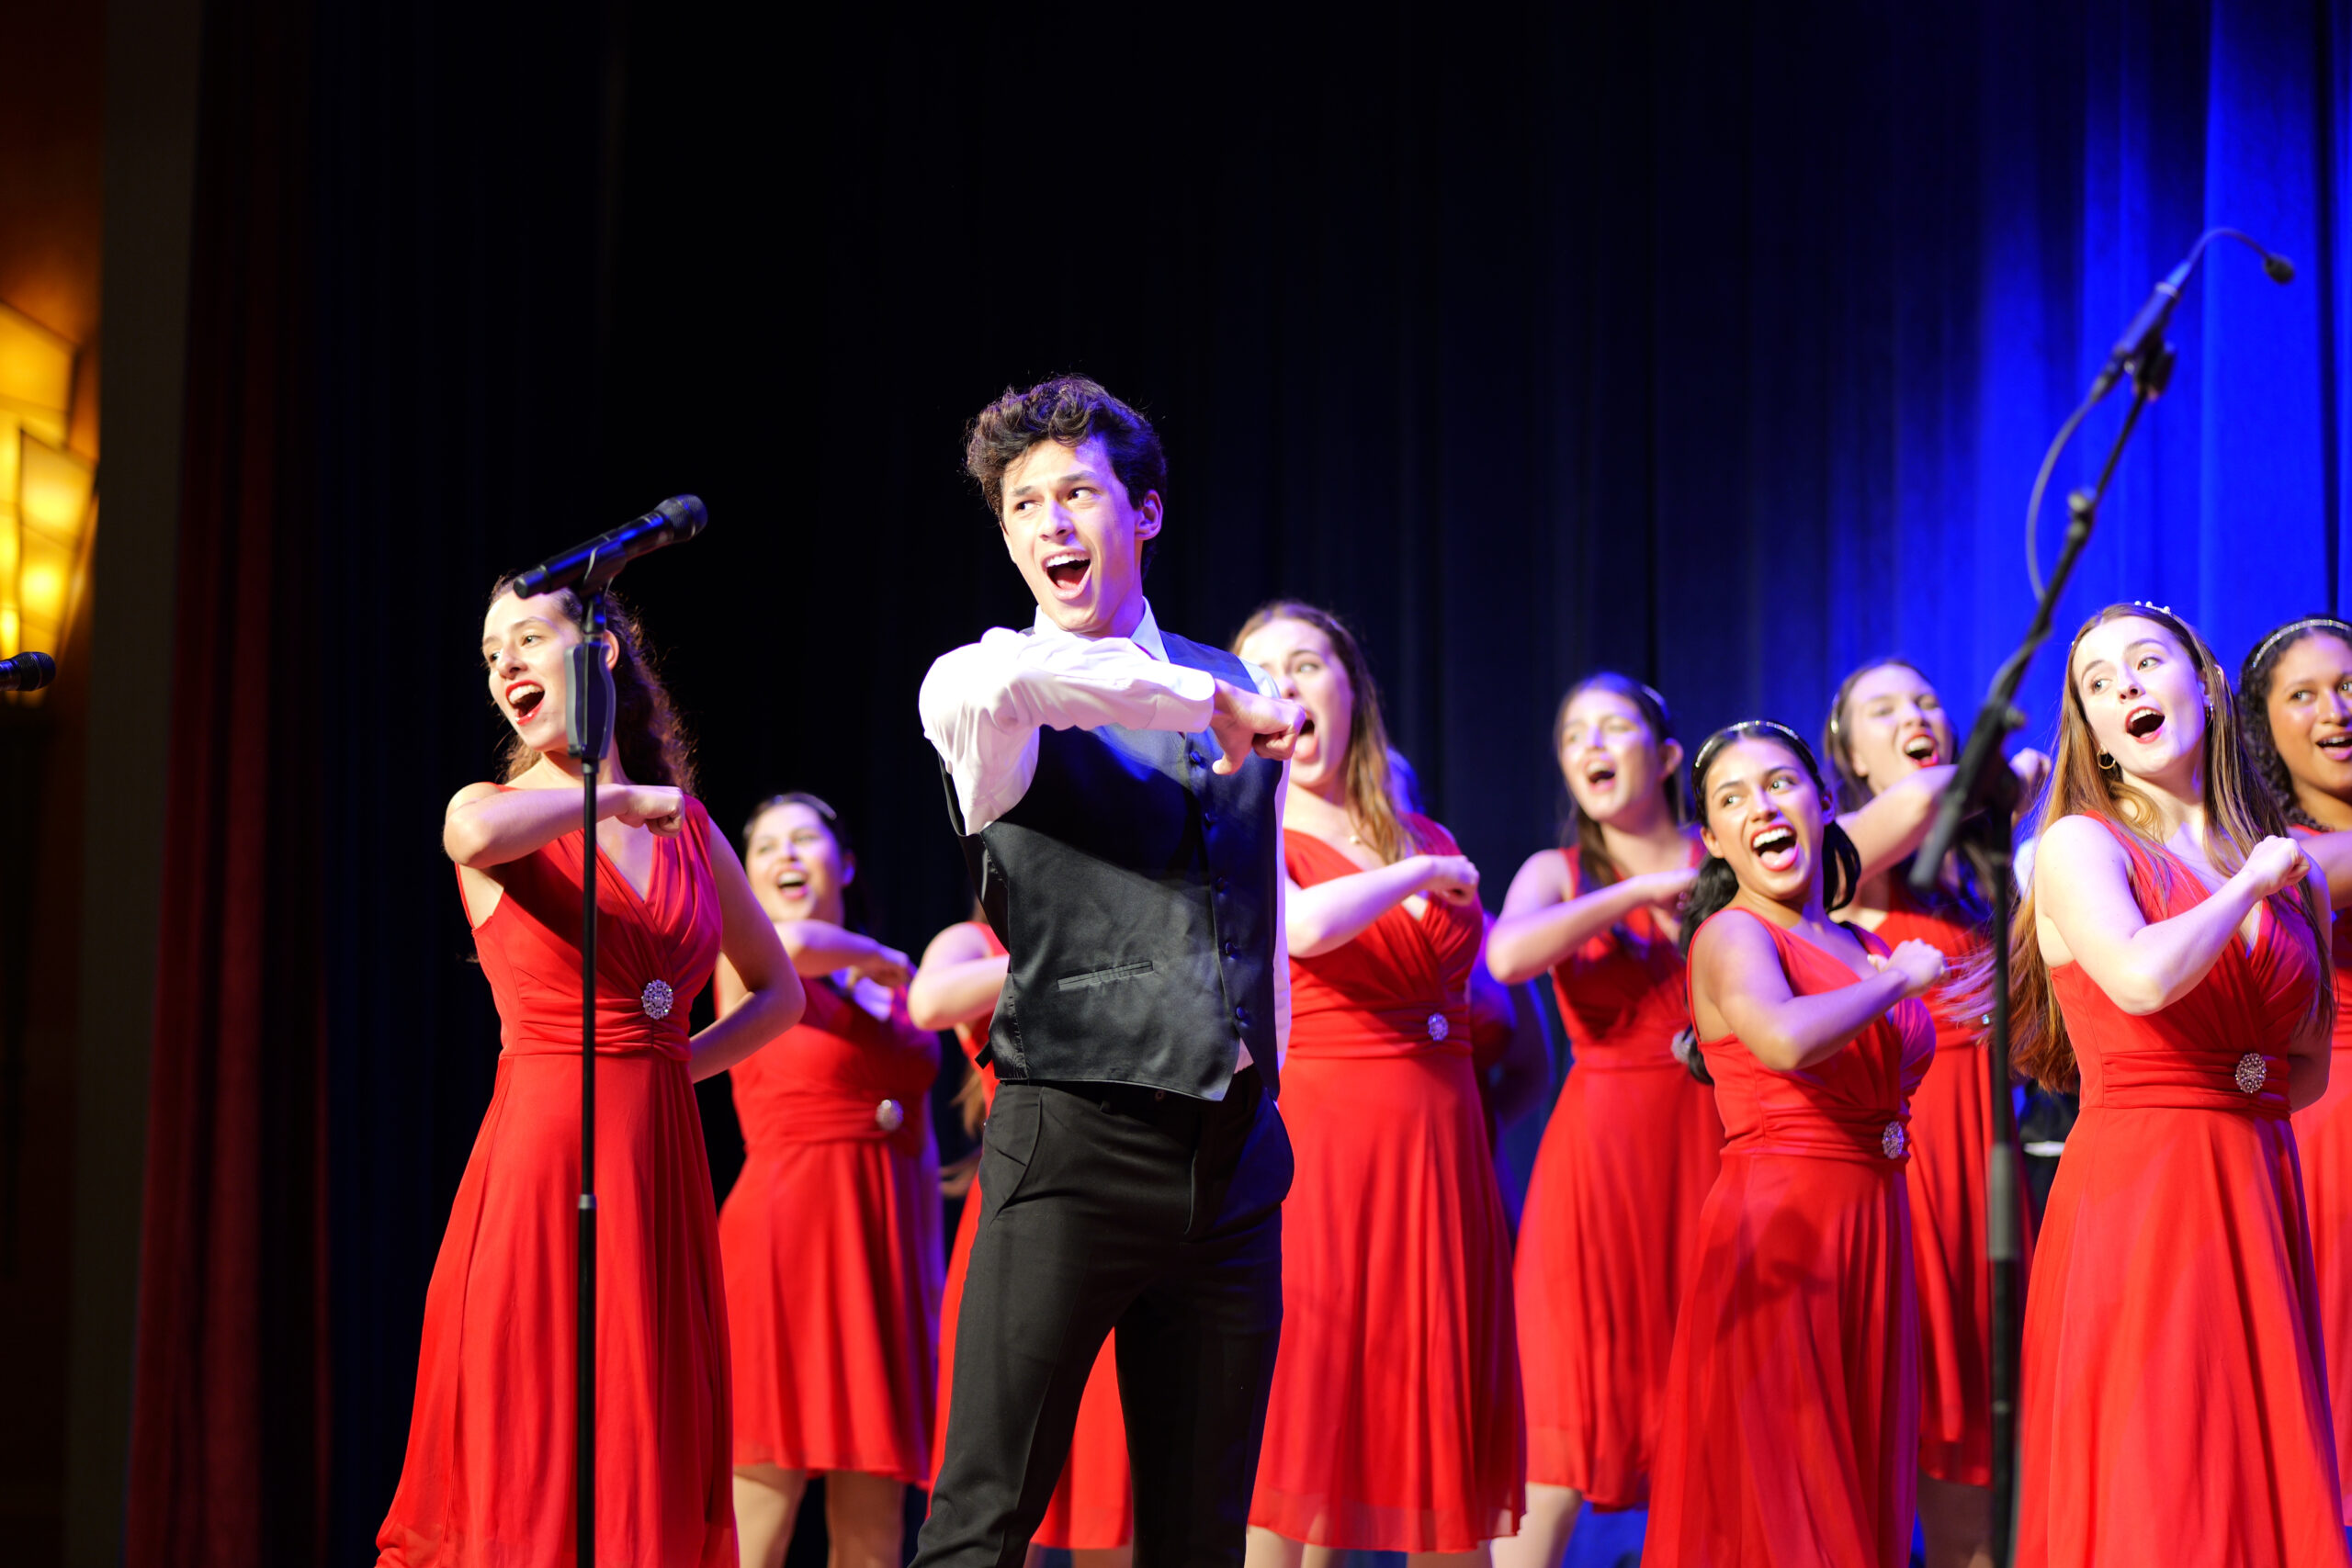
top-left (965, 376), bottom-right (1167, 575)
top-left (2238, 615), bottom-right (2352, 830)
top-left (488, 578), bottom-right (696, 796)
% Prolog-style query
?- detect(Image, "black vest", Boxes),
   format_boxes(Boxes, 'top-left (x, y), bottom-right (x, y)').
top-left (942, 629), bottom-right (1283, 1100)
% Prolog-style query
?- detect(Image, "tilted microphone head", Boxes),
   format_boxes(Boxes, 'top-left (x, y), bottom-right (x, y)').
top-left (3, 651), bottom-right (56, 693)
top-left (659, 495), bottom-right (707, 538)
top-left (2266, 254), bottom-right (2296, 284)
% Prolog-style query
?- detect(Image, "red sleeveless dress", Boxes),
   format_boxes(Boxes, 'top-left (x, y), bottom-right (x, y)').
top-left (721, 972), bottom-right (942, 1482)
top-left (933, 922), bottom-right (1133, 1548)
top-left (378, 796), bottom-right (734, 1567)
top-left (1872, 874), bottom-right (2034, 1488)
top-left (1645, 908), bottom-right (1933, 1568)
top-left (2292, 823), bottom-right (2352, 1525)
top-left (1515, 843), bottom-right (1723, 1509)
top-left (1249, 819), bottom-right (1525, 1551)
top-left (2018, 824), bottom-right (2346, 1565)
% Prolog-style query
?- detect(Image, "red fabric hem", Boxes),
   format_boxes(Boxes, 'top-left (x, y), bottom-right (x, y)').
top-left (1248, 1489), bottom-right (1523, 1552)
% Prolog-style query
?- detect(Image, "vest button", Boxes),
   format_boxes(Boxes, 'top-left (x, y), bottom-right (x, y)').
top-left (1234, 1005), bottom-right (1250, 1025)
top-left (1222, 940), bottom-right (1238, 959)
top-left (1214, 876), bottom-right (1229, 894)
top-left (1202, 808), bottom-right (1216, 826)
top-left (1186, 749), bottom-right (1205, 768)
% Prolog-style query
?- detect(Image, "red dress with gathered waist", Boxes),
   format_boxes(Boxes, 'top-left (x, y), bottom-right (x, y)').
top-left (1872, 874), bottom-right (2034, 1488)
top-left (2292, 822), bottom-right (2352, 1525)
top-left (378, 795), bottom-right (734, 1567)
top-left (1515, 843), bottom-right (1724, 1509)
top-left (933, 921), bottom-right (1132, 1548)
top-left (1249, 818), bottom-right (1524, 1551)
top-left (2018, 823), bottom-right (2346, 1565)
top-left (722, 970), bottom-right (942, 1483)
top-left (1645, 908), bottom-right (1933, 1568)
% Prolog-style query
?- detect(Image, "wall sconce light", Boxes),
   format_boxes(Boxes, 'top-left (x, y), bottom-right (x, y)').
top-left (0, 302), bottom-right (95, 694)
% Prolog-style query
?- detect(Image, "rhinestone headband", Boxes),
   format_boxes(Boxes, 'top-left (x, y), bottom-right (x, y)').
top-left (1691, 718), bottom-right (1821, 796)
top-left (2248, 616), bottom-right (2352, 671)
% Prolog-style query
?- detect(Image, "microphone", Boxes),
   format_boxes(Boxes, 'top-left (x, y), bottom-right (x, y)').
top-left (0, 651), bottom-right (55, 693)
top-left (2092, 228), bottom-right (2294, 398)
top-left (512, 495), bottom-right (708, 598)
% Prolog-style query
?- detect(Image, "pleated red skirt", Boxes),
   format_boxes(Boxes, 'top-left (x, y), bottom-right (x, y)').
top-left (935, 1178), bottom-right (1131, 1547)
top-left (2297, 1043), bottom-right (2352, 1527)
top-left (1645, 1149), bottom-right (1918, 1567)
top-left (1249, 1050), bottom-right (1523, 1551)
top-left (722, 1135), bottom-right (941, 1483)
top-left (377, 1053), bottom-right (735, 1567)
top-left (1514, 1055), bottom-right (1721, 1507)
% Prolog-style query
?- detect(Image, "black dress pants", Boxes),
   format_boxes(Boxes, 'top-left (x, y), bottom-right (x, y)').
top-left (911, 1066), bottom-right (1293, 1568)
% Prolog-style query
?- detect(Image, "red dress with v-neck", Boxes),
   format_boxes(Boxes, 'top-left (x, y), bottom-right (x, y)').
top-left (1645, 908), bottom-right (1933, 1568)
top-left (1515, 843), bottom-right (1724, 1509)
top-left (2292, 822), bottom-right (2352, 1525)
top-left (2018, 822), bottom-right (2346, 1565)
top-left (933, 921), bottom-right (1132, 1548)
top-left (1248, 818), bottom-right (1525, 1551)
top-left (378, 795), bottom-right (734, 1567)
top-left (722, 970), bottom-right (942, 1483)
top-left (1871, 874), bottom-right (2035, 1488)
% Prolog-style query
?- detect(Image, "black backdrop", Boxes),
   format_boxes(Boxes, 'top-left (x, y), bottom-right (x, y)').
top-left (277, 0), bottom-right (2352, 1558)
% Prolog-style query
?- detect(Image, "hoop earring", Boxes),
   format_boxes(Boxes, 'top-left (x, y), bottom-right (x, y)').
top-left (2098, 751), bottom-right (2117, 770)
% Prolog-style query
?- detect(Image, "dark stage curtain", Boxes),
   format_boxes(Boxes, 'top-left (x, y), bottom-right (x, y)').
top-left (123, 0), bottom-right (326, 1562)
top-left (118, 2), bottom-right (2352, 1562)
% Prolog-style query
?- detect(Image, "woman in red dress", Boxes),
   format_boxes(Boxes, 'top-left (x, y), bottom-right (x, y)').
top-left (2242, 615), bottom-right (2352, 1528)
top-left (2005, 604), bottom-right (2342, 1565)
top-left (1645, 720), bottom-right (1942, 1568)
top-left (378, 584), bottom-right (802, 1567)
top-left (718, 794), bottom-right (944, 1568)
top-left (1821, 659), bottom-right (2046, 1568)
top-left (1487, 677), bottom-right (1964, 1568)
top-left (1234, 602), bottom-right (1523, 1567)
top-left (910, 914), bottom-right (1134, 1567)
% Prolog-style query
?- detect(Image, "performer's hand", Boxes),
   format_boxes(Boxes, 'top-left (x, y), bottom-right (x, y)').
top-left (853, 938), bottom-right (915, 989)
top-left (1634, 865), bottom-right (1701, 913)
top-left (1417, 854), bottom-right (1482, 905)
top-left (939, 1148), bottom-right (981, 1200)
top-left (2008, 747), bottom-right (2053, 809)
top-left (2236, 835), bottom-right (2312, 903)
top-left (1207, 680), bottom-right (1308, 774)
top-left (615, 784), bottom-right (685, 836)
top-left (1869, 938), bottom-right (1947, 998)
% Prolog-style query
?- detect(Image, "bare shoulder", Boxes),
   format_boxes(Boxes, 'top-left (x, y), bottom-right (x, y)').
top-left (1687, 905), bottom-right (1770, 976)
top-left (2033, 813), bottom-right (2126, 882)
top-left (1500, 846), bottom-right (1572, 913)
top-left (921, 921), bottom-right (996, 967)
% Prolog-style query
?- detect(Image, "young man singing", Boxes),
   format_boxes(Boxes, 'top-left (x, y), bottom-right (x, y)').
top-left (914, 377), bottom-right (1305, 1568)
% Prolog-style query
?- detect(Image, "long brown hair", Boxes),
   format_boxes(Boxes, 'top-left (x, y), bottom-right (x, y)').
top-left (490, 578), bottom-right (696, 795)
top-left (1232, 601), bottom-right (1424, 863)
top-left (1554, 672), bottom-right (1687, 891)
top-left (1995, 603), bottom-right (2332, 1089)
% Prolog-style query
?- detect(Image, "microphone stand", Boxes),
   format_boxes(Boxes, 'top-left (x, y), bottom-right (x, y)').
top-left (565, 585), bottom-right (617, 1568)
top-left (1911, 343), bottom-right (2173, 1567)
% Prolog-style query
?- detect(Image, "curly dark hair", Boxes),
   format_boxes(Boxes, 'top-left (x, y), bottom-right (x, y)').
top-left (965, 376), bottom-right (1167, 575)
top-left (2238, 615), bottom-right (2352, 830)
top-left (488, 578), bottom-right (696, 796)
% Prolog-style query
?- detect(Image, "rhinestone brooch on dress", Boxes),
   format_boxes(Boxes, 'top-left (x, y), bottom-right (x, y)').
top-left (640, 978), bottom-right (675, 1021)
top-left (1426, 1013), bottom-right (1451, 1043)
top-left (1882, 1122), bottom-right (1908, 1159)
top-left (875, 1099), bottom-right (905, 1133)
top-left (2234, 1053), bottom-right (2267, 1095)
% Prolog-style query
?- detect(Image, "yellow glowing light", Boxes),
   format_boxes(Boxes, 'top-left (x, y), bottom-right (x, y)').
top-left (19, 433), bottom-right (92, 537)
top-left (0, 305), bottom-right (73, 442)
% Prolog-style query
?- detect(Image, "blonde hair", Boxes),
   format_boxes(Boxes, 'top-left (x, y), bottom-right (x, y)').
top-left (1990, 603), bottom-right (2332, 1089)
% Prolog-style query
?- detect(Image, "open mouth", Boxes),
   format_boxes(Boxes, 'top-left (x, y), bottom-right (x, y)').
top-left (1749, 825), bottom-right (1799, 872)
top-left (2319, 732), bottom-right (2352, 760)
top-left (774, 872), bottom-right (808, 897)
top-left (1043, 550), bottom-right (1091, 594)
top-left (1583, 760), bottom-right (1619, 786)
top-left (2124, 705), bottom-right (2165, 741)
top-left (505, 681), bottom-right (546, 723)
top-left (1901, 733), bottom-right (1940, 765)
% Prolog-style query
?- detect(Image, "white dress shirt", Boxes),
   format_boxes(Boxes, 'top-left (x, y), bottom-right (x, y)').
top-left (919, 600), bottom-right (1290, 1064)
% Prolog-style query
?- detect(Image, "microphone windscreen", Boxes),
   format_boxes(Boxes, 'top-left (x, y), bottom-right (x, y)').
top-left (2267, 254), bottom-right (2296, 283)
top-left (660, 495), bottom-right (707, 537)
